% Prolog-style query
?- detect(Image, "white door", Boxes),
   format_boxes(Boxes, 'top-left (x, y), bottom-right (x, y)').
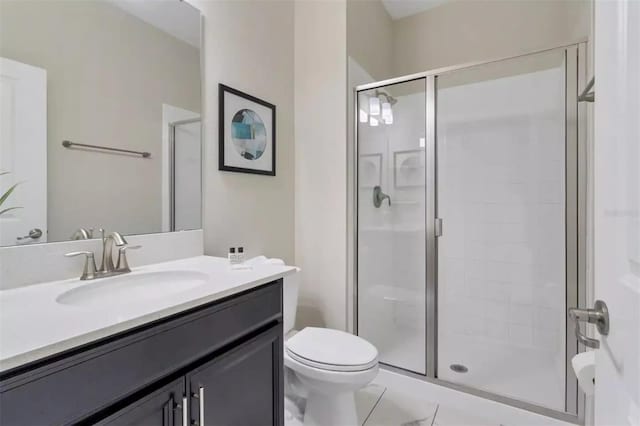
top-left (593, 1), bottom-right (640, 425)
top-left (0, 57), bottom-right (47, 246)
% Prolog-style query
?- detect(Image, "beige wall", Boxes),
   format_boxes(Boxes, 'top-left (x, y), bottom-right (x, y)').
top-left (294, 0), bottom-right (348, 330)
top-left (192, 0), bottom-right (346, 329)
top-left (393, 0), bottom-right (590, 75)
top-left (347, 0), bottom-right (393, 81)
top-left (190, 0), bottom-right (295, 264)
top-left (0, 1), bottom-right (200, 241)
top-left (347, 0), bottom-right (591, 81)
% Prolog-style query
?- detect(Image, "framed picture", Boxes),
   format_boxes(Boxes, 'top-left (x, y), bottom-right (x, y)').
top-left (394, 149), bottom-right (425, 188)
top-left (219, 84), bottom-right (276, 175)
top-left (359, 153), bottom-right (382, 188)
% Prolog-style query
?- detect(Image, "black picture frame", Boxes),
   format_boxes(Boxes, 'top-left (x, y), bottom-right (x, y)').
top-left (218, 84), bottom-right (276, 176)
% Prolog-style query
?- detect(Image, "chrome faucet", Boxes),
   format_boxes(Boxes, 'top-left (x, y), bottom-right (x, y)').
top-left (373, 185), bottom-right (391, 208)
top-left (100, 230), bottom-right (127, 273)
top-left (65, 229), bottom-right (141, 280)
top-left (70, 227), bottom-right (93, 240)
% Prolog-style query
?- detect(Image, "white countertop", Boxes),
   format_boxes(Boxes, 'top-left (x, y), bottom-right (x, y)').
top-left (0, 255), bottom-right (296, 373)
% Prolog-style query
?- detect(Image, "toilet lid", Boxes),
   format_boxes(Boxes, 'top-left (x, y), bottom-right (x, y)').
top-left (285, 327), bottom-right (378, 372)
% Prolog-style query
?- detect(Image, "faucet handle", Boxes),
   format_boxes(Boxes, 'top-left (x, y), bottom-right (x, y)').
top-left (65, 251), bottom-right (98, 280)
top-left (116, 245), bottom-right (141, 272)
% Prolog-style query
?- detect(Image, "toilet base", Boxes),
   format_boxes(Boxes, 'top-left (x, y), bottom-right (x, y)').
top-left (303, 391), bottom-right (357, 426)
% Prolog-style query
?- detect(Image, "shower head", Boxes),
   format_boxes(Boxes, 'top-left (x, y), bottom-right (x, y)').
top-left (375, 90), bottom-right (397, 105)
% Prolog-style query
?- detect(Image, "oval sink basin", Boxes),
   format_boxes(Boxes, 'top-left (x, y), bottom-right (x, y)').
top-left (56, 271), bottom-right (209, 307)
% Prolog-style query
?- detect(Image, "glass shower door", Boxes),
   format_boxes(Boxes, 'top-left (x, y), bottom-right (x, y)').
top-left (356, 78), bottom-right (427, 374)
top-left (435, 50), bottom-right (569, 411)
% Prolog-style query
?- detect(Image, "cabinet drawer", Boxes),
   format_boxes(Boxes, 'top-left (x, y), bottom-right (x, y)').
top-left (0, 281), bottom-right (282, 426)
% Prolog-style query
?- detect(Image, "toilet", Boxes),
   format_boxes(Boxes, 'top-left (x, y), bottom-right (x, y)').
top-left (282, 269), bottom-right (379, 426)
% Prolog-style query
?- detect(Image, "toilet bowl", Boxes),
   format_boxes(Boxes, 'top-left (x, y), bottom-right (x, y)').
top-left (249, 257), bottom-right (380, 426)
top-left (284, 327), bottom-right (378, 426)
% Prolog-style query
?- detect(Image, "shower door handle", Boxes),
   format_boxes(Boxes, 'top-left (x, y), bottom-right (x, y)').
top-left (435, 218), bottom-right (443, 237)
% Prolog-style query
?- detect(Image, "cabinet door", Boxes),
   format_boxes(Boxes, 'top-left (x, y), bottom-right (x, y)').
top-left (95, 378), bottom-right (186, 426)
top-left (188, 325), bottom-right (283, 426)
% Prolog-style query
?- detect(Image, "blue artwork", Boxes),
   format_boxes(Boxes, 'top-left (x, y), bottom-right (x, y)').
top-left (219, 84), bottom-right (275, 175)
top-left (231, 109), bottom-right (267, 160)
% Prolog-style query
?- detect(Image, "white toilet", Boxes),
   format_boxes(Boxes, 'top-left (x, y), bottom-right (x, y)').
top-left (282, 270), bottom-right (379, 426)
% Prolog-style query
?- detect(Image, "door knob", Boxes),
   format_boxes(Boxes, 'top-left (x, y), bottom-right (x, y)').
top-left (16, 228), bottom-right (43, 240)
top-left (568, 300), bottom-right (610, 349)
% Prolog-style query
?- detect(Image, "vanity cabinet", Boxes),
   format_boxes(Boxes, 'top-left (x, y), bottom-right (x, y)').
top-left (96, 378), bottom-right (185, 426)
top-left (0, 281), bottom-right (283, 426)
top-left (187, 327), bottom-right (283, 426)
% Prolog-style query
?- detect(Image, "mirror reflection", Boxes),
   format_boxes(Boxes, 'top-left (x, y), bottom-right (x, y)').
top-left (0, 0), bottom-right (202, 247)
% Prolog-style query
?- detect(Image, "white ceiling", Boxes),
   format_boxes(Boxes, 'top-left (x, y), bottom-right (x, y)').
top-left (107, 0), bottom-right (200, 49)
top-left (381, 0), bottom-right (449, 20)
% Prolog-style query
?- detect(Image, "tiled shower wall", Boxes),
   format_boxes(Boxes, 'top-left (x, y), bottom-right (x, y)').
top-left (436, 62), bottom-right (567, 410)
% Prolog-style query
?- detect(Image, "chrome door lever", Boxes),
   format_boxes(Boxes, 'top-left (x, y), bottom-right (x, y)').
top-left (568, 300), bottom-right (610, 349)
top-left (16, 228), bottom-right (43, 241)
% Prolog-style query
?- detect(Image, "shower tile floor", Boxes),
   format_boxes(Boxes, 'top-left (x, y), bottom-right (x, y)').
top-left (286, 369), bottom-right (574, 426)
top-left (377, 332), bottom-right (565, 411)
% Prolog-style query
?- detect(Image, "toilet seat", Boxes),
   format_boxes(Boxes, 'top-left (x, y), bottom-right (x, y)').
top-left (284, 349), bottom-right (379, 386)
top-left (285, 327), bottom-right (378, 372)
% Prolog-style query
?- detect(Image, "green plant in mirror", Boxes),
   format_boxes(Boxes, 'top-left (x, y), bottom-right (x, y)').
top-left (0, 172), bottom-right (22, 216)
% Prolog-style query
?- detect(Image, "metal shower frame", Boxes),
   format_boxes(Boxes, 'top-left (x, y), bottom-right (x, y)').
top-left (348, 41), bottom-right (589, 424)
top-left (168, 117), bottom-right (202, 232)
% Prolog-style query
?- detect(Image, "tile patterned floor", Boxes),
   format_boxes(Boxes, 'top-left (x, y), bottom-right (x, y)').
top-left (286, 381), bottom-right (497, 426)
top-left (355, 382), bottom-right (496, 426)
top-left (286, 369), bottom-right (573, 426)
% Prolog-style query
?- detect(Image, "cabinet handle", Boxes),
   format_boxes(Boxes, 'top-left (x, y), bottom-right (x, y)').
top-left (182, 396), bottom-right (188, 426)
top-left (190, 386), bottom-right (205, 426)
top-left (198, 386), bottom-right (205, 426)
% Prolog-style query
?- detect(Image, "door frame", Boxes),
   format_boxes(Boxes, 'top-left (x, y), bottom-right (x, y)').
top-left (161, 104), bottom-right (201, 232)
top-left (167, 116), bottom-right (201, 232)
top-left (348, 41), bottom-right (588, 423)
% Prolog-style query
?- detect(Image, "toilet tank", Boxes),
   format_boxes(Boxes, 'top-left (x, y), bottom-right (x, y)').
top-left (283, 269), bottom-right (300, 334)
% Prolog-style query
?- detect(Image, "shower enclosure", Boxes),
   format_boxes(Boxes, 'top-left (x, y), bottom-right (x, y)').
top-left (169, 117), bottom-right (202, 232)
top-left (352, 44), bottom-right (586, 421)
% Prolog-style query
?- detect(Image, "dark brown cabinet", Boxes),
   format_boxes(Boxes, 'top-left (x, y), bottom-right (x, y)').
top-left (0, 281), bottom-right (283, 426)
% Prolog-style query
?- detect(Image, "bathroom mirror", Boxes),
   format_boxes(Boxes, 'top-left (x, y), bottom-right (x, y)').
top-left (0, 0), bottom-right (202, 247)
